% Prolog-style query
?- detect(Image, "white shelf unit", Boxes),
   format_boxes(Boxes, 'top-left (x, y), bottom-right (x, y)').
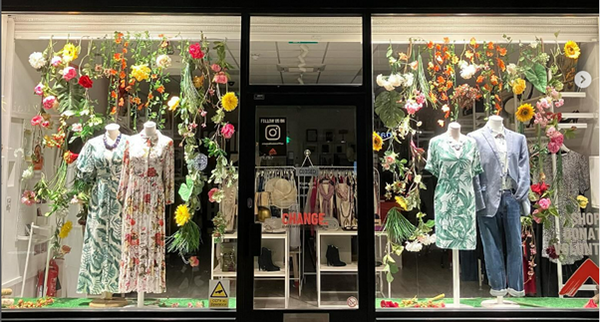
top-left (211, 230), bottom-right (289, 308)
top-left (316, 228), bottom-right (392, 308)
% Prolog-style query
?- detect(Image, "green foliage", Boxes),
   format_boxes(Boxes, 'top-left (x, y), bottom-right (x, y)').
top-left (383, 207), bottom-right (416, 244)
top-left (167, 220), bottom-right (201, 255)
top-left (524, 63), bottom-right (548, 93)
top-left (375, 90), bottom-right (405, 128)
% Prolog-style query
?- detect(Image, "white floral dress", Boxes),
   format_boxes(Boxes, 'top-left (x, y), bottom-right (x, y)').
top-left (118, 130), bottom-right (174, 293)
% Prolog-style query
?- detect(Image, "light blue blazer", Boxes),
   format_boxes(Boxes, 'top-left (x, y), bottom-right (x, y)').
top-left (468, 126), bottom-right (531, 218)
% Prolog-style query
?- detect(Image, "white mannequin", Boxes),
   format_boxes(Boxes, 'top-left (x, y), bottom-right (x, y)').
top-left (488, 115), bottom-right (504, 133)
top-left (143, 121), bottom-right (157, 136)
top-left (447, 122), bottom-right (462, 141)
top-left (103, 123), bottom-right (121, 162)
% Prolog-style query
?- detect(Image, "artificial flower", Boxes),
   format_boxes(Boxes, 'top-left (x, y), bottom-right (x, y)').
top-left (548, 133), bottom-right (564, 154)
top-left (546, 245), bottom-right (558, 259)
top-left (564, 41), bottom-right (581, 59)
top-left (404, 99), bottom-right (422, 115)
top-left (211, 64), bottom-right (222, 72)
top-left (61, 245), bottom-right (71, 255)
top-left (42, 95), bottom-right (58, 110)
top-left (41, 120), bottom-right (50, 128)
top-left (62, 67), bottom-right (77, 81)
top-left (188, 43), bottom-right (204, 59)
top-left (22, 166), bottom-right (33, 180)
top-left (130, 64), bottom-right (151, 82)
top-left (437, 120), bottom-right (445, 127)
top-left (213, 72), bottom-right (228, 84)
top-left (221, 92), bottom-right (238, 112)
top-left (538, 198), bottom-right (551, 210)
top-left (409, 61), bottom-right (418, 70)
top-left (405, 240), bottom-right (423, 252)
top-left (28, 52), bottom-right (46, 69)
top-left (189, 256), bottom-right (199, 267)
top-left (193, 75), bottom-right (204, 89)
top-left (388, 74), bottom-right (403, 87)
top-left (58, 221), bottom-right (73, 239)
top-left (555, 99), bottom-right (564, 108)
top-left (221, 123), bottom-right (235, 139)
top-left (167, 96), bottom-right (180, 111)
top-left (373, 132), bottom-right (383, 151)
top-left (175, 204), bottom-right (192, 226)
top-left (70, 195), bottom-right (80, 204)
top-left (30, 115), bottom-right (43, 126)
top-left (71, 123), bottom-right (82, 132)
top-left (531, 182), bottom-right (548, 196)
top-left (20, 190), bottom-right (36, 206)
top-left (63, 151), bottom-right (79, 164)
top-left (506, 63), bottom-right (517, 75)
top-left (156, 54), bottom-right (172, 69)
top-left (459, 63), bottom-right (477, 79)
top-left (395, 195), bottom-right (408, 211)
top-left (50, 56), bottom-right (62, 67)
top-left (78, 75), bottom-right (93, 88)
top-left (577, 195), bottom-right (589, 209)
top-left (62, 43), bottom-right (79, 63)
top-left (417, 233), bottom-right (436, 246)
top-left (403, 73), bottom-right (414, 87)
top-left (208, 188), bottom-right (222, 203)
top-left (512, 78), bottom-right (526, 95)
top-left (516, 103), bottom-right (534, 123)
top-left (34, 83), bottom-right (45, 96)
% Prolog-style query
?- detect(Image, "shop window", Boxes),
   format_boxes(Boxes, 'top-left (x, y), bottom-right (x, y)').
top-left (372, 15), bottom-right (599, 310)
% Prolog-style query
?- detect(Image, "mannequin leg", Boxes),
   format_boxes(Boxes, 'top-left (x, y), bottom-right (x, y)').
top-left (477, 211), bottom-right (508, 296)
top-left (504, 194), bottom-right (525, 297)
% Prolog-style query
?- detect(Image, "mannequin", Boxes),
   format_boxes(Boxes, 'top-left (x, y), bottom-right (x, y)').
top-left (139, 121), bottom-right (156, 307)
top-left (448, 121), bottom-right (462, 141)
top-left (469, 115), bottom-right (530, 307)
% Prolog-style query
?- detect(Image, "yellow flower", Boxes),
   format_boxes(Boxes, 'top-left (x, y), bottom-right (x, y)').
top-left (62, 43), bottom-right (78, 63)
top-left (577, 195), bottom-right (588, 209)
top-left (516, 103), bottom-right (534, 123)
top-left (167, 96), bottom-right (180, 111)
top-left (175, 204), bottom-right (191, 227)
top-left (130, 64), bottom-right (151, 82)
top-left (221, 92), bottom-right (238, 112)
top-left (58, 221), bottom-right (73, 239)
top-left (564, 41), bottom-right (581, 59)
top-left (193, 76), bottom-right (204, 89)
top-left (395, 196), bottom-right (408, 211)
top-left (512, 78), bottom-right (526, 95)
top-left (373, 132), bottom-right (383, 151)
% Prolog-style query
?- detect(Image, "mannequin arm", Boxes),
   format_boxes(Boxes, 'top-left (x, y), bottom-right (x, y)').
top-left (514, 135), bottom-right (531, 202)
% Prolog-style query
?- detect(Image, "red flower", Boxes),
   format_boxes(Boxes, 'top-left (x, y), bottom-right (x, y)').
top-left (130, 218), bottom-right (136, 226)
top-left (188, 43), bottom-right (204, 59)
top-left (531, 182), bottom-right (548, 196)
top-left (159, 219), bottom-right (164, 226)
top-left (189, 256), bottom-right (199, 267)
top-left (63, 151), bottom-right (79, 164)
top-left (144, 194), bottom-right (151, 203)
top-left (147, 167), bottom-right (157, 177)
top-left (155, 233), bottom-right (164, 246)
top-left (78, 75), bottom-right (93, 88)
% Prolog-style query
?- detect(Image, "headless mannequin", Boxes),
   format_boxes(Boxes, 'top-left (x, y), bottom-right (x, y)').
top-left (144, 121), bottom-right (157, 136)
top-left (89, 123), bottom-right (128, 307)
top-left (488, 115), bottom-right (503, 133)
top-left (444, 122), bottom-right (471, 308)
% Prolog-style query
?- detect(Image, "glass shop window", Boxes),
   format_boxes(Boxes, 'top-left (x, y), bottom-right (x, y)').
top-left (1, 14), bottom-right (240, 310)
top-left (371, 15), bottom-right (600, 310)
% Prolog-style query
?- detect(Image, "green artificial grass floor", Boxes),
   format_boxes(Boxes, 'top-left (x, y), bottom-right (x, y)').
top-left (5, 297), bottom-right (593, 309)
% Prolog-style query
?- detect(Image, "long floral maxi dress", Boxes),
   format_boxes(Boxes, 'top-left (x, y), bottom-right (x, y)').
top-left (117, 130), bottom-right (174, 293)
top-left (425, 134), bottom-right (483, 250)
top-left (76, 133), bottom-right (129, 294)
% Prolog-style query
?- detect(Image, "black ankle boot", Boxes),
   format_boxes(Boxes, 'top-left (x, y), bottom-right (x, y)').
top-left (259, 247), bottom-right (280, 271)
top-left (326, 245), bottom-right (346, 266)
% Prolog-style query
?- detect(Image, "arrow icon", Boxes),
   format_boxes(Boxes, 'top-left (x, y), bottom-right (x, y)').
top-left (575, 71), bottom-right (592, 89)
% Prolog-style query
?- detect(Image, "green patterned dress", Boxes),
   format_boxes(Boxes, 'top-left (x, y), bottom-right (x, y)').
top-left (76, 134), bottom-right (128, 294)
top-left (425, 134), bottom-right (483, 250)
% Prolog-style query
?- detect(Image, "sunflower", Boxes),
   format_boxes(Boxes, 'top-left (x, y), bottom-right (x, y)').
top-left (222, 92), bottom-right (238, 112)
top-left (58, 221), bottom-right (73, 239)
top-left (395, 196), bottom-right (408, 211)
top-left (564, 41), bottom-right (581, 59)
top-left (373, 132), bottom-right (383, 151)
top-left (512, 78), bottom-right (526, 95)
top-left (175, 204), bottom-right (192, 227)
top-left (62, 43), bottom-right (79, 63)
top-left (516, 103), bottom-right (534, 123)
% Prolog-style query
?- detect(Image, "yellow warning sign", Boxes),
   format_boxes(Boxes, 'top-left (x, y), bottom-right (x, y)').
top-left (209, 298), bottom-right (229, 308)
top-left (210, 281), bottom-right (228, 298)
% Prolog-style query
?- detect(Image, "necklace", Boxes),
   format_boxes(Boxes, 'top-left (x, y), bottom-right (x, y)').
top-left (104, 133), bottom-right (122, 151)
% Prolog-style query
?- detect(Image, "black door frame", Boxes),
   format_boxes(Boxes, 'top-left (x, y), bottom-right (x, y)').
top-left (237, 13), bottom-right (375, 322)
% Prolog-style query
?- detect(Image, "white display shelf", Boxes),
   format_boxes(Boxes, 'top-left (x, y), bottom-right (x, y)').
top-left (254, 269), bottom-right (287, 277)
top-left (317, 228), bottom-right (357, 236)
top-left (214, 232), bottom-right (287, 240)
top-left (319, 262), bottom-right (358, 272)
top-left (560, 92), bottom-right (587, 98)
top-left (560, 113), bottom-right (597, 119)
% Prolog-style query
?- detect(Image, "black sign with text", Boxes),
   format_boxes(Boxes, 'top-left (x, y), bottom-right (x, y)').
top-left (259, 117), bottom-right (287, 156)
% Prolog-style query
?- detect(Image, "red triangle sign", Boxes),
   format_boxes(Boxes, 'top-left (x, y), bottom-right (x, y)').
top-left (559, 258), bottom-right (599, 297)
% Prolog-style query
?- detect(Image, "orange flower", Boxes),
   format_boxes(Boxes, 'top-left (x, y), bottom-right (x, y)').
top-left (440, 92), bottom-right (448, 101)
top-left (156, 85), bottom-right (165, 94)
top-left (442, 46), bottom-right (448, 52)
top-left (158, 34), bottom-right (164, 38)
top-left (483, 84), bottom-right (492, 91)
top-left (133, 97), bottom-right (141, 104)
top-left (120, 80), bottom-right (125, 88)
top-left (151, 74), bottom-right (158, 80)
top-left (437, 76), bottom-right (445, 84)
top-left (114, 53), bottom-right (122, 60)
top-left (118, 97), bottom-right (124, 107)
top-left (435, 44), bottom-right (441, 50)
top-left (486, 51), bottom-right (494, 57)
top-left (124, 41), bottom-right (129, 47)
top-left (119, 71), bottom-right (126, 79)
top-left (148, 93), bottom-right (154, 100)
top-left (110, 106), bottom-right (117, 115)
top-left (497, 58), bottom-right (506, 72)
top-left (476, 75), bottom-right (484, 83)
top-left (487, 42), bottom-right (494, 50)
top-left (495, 101), bottom-right (502, 112)
top-left (427, 41), bottom-right (434, 49)
top-left (446, 80), bottom-right (453, 89)
top-left (110, 91), bottom-right (117, 98)
top-left (490, 75), bottom-right (499, 86)
top-left (475, 52), bottom-right (481, 59)
top-left (122, 47), bottom-right (128, 54)
top-left (443, 37), bottom-right (450, 44)
top-left (110, 69), bottom-right (117, 76)
top-left (433, 65), bottom-right (440, 72)
top-left (465, 50), bottom-right (474, 59)
top-left (496, 46), bottom-right (507, 56)
top-left (128, 96), bottom-right (133, 104)
top-left (137, 104), bottom-right (144, 110)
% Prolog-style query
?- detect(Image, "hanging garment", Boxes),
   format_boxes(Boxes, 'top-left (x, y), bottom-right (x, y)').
top-left (336, 182), bottom-right (352, 229)
top-left (318, 179), bottom-right (335, 218)
top-left (425, 133), bottom-right (483, 250)
top-left (76, 133), bottom-right (128, 294)
top-left (221, 182), bottom-right (238, 233)
top-left (541, 151), bottom-right (591, 265)
top-left (117, 130), bottom-right (174, 293)
top-left (265, 178), bottom-right (297, 209)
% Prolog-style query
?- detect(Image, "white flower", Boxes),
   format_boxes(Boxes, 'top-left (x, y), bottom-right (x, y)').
top-left (458, 60), bottom-right (468, 69)
top-left (405, 240), bottom-right (423, 252)
top-left (403, 73), bottom-right (414, 87)
top-left (539, 53), bottom-right (549, 62)
top-left (376, 74), bottom-right (386, 87)
top-left (530, 42), bottom-right (538, 49)
top-left (22, 166), bottom-right (34, 180)
top-left (419, 233), bottom-right (436, 246)
top-left (383, 83), bottom-right (396, 91)
top-left (506, 63), bottom-right (517, 75)
top-left (388, 74), bottom-right (404, 87)
top-left (156, 54), bottom-right (172, 69)
top-left (29, 52), bottom-right (46, 69)
top-left (460, 64), bottom-right (477, 80)
top-left (71, 123), bottom-right (83, 132)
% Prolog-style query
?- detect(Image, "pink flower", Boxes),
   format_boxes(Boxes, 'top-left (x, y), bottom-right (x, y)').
top-left (221, 123), bottom-right (235, 139)
top-left (71, 123), bottom-right (82, 132)
top-left (30, 115), bottom-right (43, 126)
top-left (538, 198), bottom-right (551, 210)
top-left (382, 163), bottom-right (390, 170)
top-left (62, 66), bottom-right (77, 81)
top-left (385, 156), bottom-right (395, 164)
top-left (546, 126), bottom-right (557, 137)
top-left (41, 120), bottom-right (50, 128)
top-left (188, 43), bottom-right (204, 59)
top-left (547, 132), bottom-right (564, 154)
top-left (213, 72), bottom-right (228, 84)
top-left (208, 188), bottom-right (220, 203)
top-left (415, 93), bottom-right (426, 105)
top-left (34, 83), bottom-right (44, 96)
top-left (42, 95), bottom-right (57, 110)
top-left (211, 64), bottom-right (222, 72)
top-left (554, 99), bottom-right (564, 108)
top-left (200, 110), bottom-right (207, 117)
top-left (404, 99), bottom-right (422, 115)
top-left (50, 56), bottom-right (62, 67)
top-left (189, 256), bottom-right (199, 267)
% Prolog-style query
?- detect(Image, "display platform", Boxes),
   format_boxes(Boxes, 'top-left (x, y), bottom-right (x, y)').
top-left (376, 297), bottom-right (592, 309)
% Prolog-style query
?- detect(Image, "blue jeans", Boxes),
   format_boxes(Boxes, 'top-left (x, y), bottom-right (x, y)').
top-left (477, 191), bottom-right (524, 297)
